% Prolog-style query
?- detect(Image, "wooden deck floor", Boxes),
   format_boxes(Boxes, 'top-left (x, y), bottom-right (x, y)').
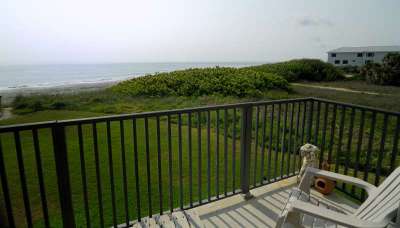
top-left (129, 177), bottom-right (359, 227)
top-left (191, 177), bottom-right (358, 228)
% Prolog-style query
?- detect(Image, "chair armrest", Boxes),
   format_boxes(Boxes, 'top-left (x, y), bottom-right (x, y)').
top-left (289, 200), bottom-right (386, 228)
top-left (299, 167), bottom-right (377, 195)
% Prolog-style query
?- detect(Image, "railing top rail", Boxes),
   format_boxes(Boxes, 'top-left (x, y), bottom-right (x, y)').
top-left (311, 98), bottom-right (400, 117)
top-left (1, 97), bottom-right (398, 133)
top-left (0, 98), bottom-right (311, 132)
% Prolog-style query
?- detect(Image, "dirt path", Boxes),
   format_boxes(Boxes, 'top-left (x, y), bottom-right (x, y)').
top-left (292, 83), bottom-right (388, 96)
top-left (0, 108), bottom-right (13, 121)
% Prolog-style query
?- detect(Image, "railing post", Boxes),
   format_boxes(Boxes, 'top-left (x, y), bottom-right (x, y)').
top-left (240, 105), bottom-right (253, 199)
top-left (306, 99), bottom-right (314, 143)
top-left (52, 125), bottom-right (76, 228)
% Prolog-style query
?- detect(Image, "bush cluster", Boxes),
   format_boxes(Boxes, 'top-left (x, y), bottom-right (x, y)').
top-left (246, 59), bottom-right (345, 82)
top-left (360, 53), bottom-right (400, 86)
top-left (12, 95), bottom-right (69, 113)
top-left (111, 67), bottom-right (289, 97)
top-left (340, 65), bottom-right (360, 74)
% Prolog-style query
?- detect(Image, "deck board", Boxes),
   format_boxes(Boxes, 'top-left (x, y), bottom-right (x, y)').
top-left (128, 177), bottom-right (359, 227)
top-left (194, 177), bottom-right (359, 228)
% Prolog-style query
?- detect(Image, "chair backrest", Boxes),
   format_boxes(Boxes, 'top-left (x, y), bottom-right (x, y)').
top-left (355, 167), bottom-right (400, 224)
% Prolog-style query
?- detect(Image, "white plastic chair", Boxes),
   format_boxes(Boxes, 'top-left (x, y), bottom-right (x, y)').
top-left (276, 167), bottom-right (400, 228)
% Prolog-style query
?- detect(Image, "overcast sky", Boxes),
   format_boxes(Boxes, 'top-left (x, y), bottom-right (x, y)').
top-left (1, 0), bottom-right (399, 65)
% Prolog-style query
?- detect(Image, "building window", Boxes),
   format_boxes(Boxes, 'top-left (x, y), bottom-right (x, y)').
top-left (367, 52), bottom-right (374, 57)
top-left (331, 53), bottom-right (336, 57)
top-left (365, 60), bottom-right (373, 64)
top-left (334, 60), bottom-right (340, 64)
top-left (342, 60), bottom-right (348, 64)
top-left (357, 53), bottom-right (363, 57)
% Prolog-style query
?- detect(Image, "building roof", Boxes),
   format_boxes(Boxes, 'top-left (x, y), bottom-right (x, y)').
top-left (327, 46), bottom-right (400, 53)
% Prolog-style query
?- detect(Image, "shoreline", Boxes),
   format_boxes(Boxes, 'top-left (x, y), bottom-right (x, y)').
top-left (0, 62), bottom-right (262, 106)
top-left (0, 81), bottom-right (118, 105)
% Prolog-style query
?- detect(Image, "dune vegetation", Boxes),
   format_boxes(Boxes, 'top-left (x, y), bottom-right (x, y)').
top-left (111, 67), bottom-right (289, 97)
top-left (246, 59), bottom-right (344, 82)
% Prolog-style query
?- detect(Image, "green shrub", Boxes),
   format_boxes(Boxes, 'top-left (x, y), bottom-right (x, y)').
top-left (361, 53), bottom-right (400, 86)
top-left (361, 63), bottom-right (383, 84)
top-left (246, 59), bottom-right (345, 82)
top-left (12, 95), bottom-right (30, 109)
top-left (111, 67), bottom-right (289, 97)
top-left (340, 65), bottom-right (360, 74)
top-left (31, 101), bottom-right (43, 112)
top-left (50, 101), bottom-right (67, 110)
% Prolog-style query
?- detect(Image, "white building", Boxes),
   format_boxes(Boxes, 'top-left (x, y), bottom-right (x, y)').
top-left (327, 46), bottom-right (400, 67)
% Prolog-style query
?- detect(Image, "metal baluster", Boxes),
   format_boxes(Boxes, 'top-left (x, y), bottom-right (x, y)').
top-left (319, 103), bottom-right (329, 169)
top-left (352, 110), bottom-right (365, 196)
top-left (156, 117), bottom-right (163, 214)
top-left (253, 106), bottom-right (260, 186)
top-left (0, 135), bottom-right (15, 227)
top-left (15, 130), bottom-right (33, 227)
top-left (274, 104), bottom-right (281, 180)
top-left (300, 101), bottom-right (307, 145)
top-left (267, 105), bottom-right (274, 182)
top-left (132, 119), bottom-right (141, 220)
top-left (362, 111), bottom-right (377, 200)
top-left (92, 123), bottom-right (104, 226)
top-left (232, 109), bottom-right (237, 193)
top-left (144, 117), bottom-right (152, 216)
top-left (223, 109), bottom-right (228, 196)
top-left (197, 112), bottom-right (202, 203)
top-left (281, 103), bottom-right (288, 178)
top-left (215, 110), bottom-right (220, 198)
top-left (313, 101), bottom-right (321, 146)
top-left (390, 116), bottom-right (400, 173)
top-left (240, 105), bottom-right (252, 197)
top-left (178, 114), bottom-right (183, 209)
top-left (77, 125), bottom-right (90, 228)
top-left (52, 126), bottom-right (76, 227)
top-left (287, 103), bottom-right (294, 175)
top-left (260, 105), bottom-right (267, 183)
top-left (207, 111), bottom-right (211, 201)
top-left (306, 100), bottom-right (314, 143)
top-left (120, 120), bottom-right (130, 225)
top-left (335, 106), bottom-right (346, 174)
top-left (375, 114), bottom-right (389, 186)
top-left (343, 108), bottom-right (355, 190)
top-left (167, 116), bottom-right (173, 212)
top-left (106, 121), bottom-right (117, 227)
top-left (293, 103), bottom-right (301, 173)
top-left (188, 113), bottom-right (193, 207)
top-left (327, 104), bottom-right (337, 164)
top-left (298, 102), bottom-right (307, 170)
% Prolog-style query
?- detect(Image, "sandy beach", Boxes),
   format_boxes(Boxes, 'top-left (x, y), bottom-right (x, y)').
top-left (0, 81), bottom-right (117, 106)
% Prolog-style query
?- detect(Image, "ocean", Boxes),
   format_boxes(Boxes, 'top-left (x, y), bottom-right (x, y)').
top-left (0, 62), bottom-right (260, 91)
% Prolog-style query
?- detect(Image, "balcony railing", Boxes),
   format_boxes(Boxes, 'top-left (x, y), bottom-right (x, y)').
top-left (0, 97), bottom-right (399, 227)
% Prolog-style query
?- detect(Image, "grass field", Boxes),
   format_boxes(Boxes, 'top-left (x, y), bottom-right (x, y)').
top-left (1, 108), bottom-right (306, 227)
top-left (1, 80), bottom-right (399, 227)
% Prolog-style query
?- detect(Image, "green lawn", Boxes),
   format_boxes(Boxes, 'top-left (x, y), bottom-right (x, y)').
top-left (1, 109), bottom-right (304, 227)
top-left (1, 80), bottom-right (399, 227)
top-left (291, 81), bottom-right (400, 112)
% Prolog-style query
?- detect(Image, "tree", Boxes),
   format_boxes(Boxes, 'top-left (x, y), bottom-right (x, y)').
top-left (361, 52), bottom-right (400, 86)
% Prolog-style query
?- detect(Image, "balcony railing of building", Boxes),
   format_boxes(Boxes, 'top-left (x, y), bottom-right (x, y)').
top-left (0, 97), bottom-right (399, 227)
